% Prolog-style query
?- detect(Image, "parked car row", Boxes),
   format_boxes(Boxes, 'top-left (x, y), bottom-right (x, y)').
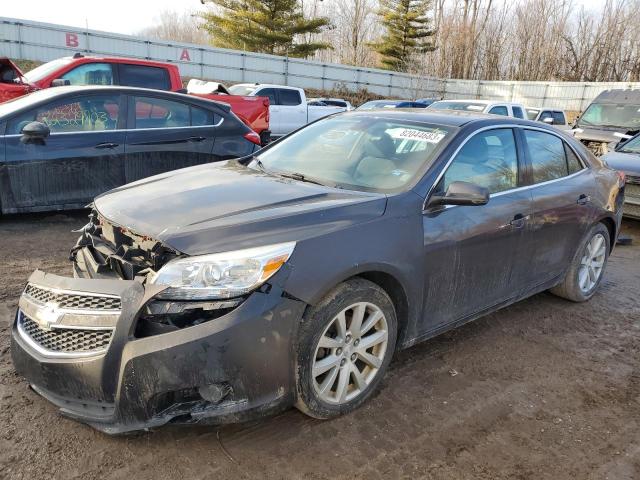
top-left (3, 53), bottom-right (639, 221)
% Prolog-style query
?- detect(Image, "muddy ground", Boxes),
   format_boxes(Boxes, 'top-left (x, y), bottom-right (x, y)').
top-left (0, 212), bottom-right (638, 480)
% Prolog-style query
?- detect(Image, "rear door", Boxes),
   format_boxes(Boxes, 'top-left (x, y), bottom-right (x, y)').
top-left (124, 95), bottom-right (217, 182)
top-left (521, 128), bottom-right (596, 284)
top-left (421, 127), bottom-right (534, 332)
top-left (2, 93), bottom-right (125, 212)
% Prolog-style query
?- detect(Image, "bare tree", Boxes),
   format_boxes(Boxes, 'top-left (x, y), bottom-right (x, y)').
top-left (138, 9), bottom-right (210, 45)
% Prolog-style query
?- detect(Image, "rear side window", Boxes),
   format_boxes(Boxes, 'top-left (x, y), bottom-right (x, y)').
top-left (61, 63), bottom-right (114, 86)
top-left (488, 106), bottom-right (508, 116)
top-left (191, 106), bottom-right (215, 126)
top-left (119, 64), bottom-right (170, 90)
top-left (443, 128), bottom-right (518, 194)
top-left (565, 144), bottom-right (584, 174)
top-left (134, 97), bottom-right (190, 129)
top-left (523, 130), bottom-right (571, 183)
top-left (278, 89), bottom-right (302, 106)
top-left (512, 106), bottom-right (525, 119)
top-left (133, 97), bottom-right (219, 129)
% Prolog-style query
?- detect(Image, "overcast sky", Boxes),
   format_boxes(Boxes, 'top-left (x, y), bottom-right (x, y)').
top-left (2, 0), bottom-right (606, 37)
top-left (2, 0), bottom-right (205, 35)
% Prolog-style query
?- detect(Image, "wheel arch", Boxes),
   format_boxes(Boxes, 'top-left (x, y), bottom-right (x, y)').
top-left (597, 215), bottom-right (617, 252)
top-left (354, 271), bottom-right (410, 347)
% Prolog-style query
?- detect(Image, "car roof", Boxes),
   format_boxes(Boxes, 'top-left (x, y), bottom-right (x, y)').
top-left (527, 106), bottom-right (565, 112)
top-left (0, 85), bottom-right (232, 117)
top-left (592, 89), bottom-right (640, 104)
top-left (344, 108), bottom-right (543, 127)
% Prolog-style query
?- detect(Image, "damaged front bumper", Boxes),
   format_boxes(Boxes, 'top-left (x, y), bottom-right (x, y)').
top-left (11, 269), bottom-right (306, 434)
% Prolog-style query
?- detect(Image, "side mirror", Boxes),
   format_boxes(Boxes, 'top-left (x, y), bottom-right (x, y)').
top-left (543, 117), bottom-right (554, 124)
top-left (51, 78), bottom-right (70, 87)
top-left (428, 181), bottom-right (490, 207)
top-left (21, 121), bottom-right (50, 143)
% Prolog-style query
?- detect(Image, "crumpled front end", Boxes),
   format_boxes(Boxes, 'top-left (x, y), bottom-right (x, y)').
top-left (11, 216), bottom-right (306, 434)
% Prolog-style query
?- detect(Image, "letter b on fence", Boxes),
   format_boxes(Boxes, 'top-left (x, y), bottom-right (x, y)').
top-left (65, 33), bottom-right (79, 48)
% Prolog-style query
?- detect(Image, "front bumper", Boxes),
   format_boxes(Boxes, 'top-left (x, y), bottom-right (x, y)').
top-left (623, 182), bottom-right (640, 219)
top-left (11, 270), bottom-right (306, 434)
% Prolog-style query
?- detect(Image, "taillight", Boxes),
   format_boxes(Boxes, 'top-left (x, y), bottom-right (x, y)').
top-left (244, 131), bottom-right (261, 145)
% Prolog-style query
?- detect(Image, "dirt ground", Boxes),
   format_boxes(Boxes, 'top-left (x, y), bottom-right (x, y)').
top-left (0, 212), bottom-right (638, 480)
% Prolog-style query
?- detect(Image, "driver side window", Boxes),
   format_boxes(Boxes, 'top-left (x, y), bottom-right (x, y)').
top-left (442, 129), bottom-right (519, 195)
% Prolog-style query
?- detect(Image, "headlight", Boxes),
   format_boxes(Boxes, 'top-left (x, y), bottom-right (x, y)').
top-left (150, 242), bottom-right (296, 300)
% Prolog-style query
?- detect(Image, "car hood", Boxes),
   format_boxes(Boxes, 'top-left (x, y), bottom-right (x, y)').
top-left (573, 126), bottom-right (638, 143)
top-left (601, 151), bottom-right (640, 175)
top-left (0, 57), bottom-right (25, 77)
top-left (94, 161), bottom-right (387, 255)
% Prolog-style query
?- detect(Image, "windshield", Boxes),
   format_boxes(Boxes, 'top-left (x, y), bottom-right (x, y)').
top-left (526, 108), bottom-right (540, 120)
top-left (252, 115), bottom-right (454, 192)
top-left (618, 134), bottom-right (640, 154)
top-left (228, 84), bottom-right (258, 96)
top-left (578, 103), bottom-right (640, 129)
top-left (430, 101), bottom-right (487, 112)
top-left (23, 58), bottom-right (73, 83)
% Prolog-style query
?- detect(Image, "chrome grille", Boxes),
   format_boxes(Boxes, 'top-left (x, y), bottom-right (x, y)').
top-left (24, 284), bottom-right (121, 311)
top-left (627, 175), bottom-right (640, 185)
top-left (18, 313), bottom-right (113, 354)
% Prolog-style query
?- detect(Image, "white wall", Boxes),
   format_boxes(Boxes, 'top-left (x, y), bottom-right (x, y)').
top-left (2, 16), bottom-right (639, 111)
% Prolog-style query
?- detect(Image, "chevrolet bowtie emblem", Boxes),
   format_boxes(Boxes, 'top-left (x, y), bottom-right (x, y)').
top-left (33, 302), bottom-right (62, 331)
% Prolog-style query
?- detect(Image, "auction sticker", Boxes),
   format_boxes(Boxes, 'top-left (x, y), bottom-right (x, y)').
top-left (390, 129), bottom-right (446, 143)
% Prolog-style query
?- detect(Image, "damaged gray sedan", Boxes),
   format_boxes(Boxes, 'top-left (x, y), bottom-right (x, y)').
top-left (11, 110), bottom-right (624, 434)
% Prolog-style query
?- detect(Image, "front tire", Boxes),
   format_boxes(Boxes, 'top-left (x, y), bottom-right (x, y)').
top-left (295, 278), bottom-right (397, 419)
top-left (550, 222), bottom-right (610, 302)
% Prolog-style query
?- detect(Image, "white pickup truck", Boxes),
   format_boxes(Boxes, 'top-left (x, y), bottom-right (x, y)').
top-left (228, 84), bottom-right (345, 138)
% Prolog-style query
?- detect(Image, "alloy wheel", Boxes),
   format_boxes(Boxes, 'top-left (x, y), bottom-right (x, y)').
top-left (312, 302), bottom-right (389, 404)
top-left (578, 233), bottom-right (606, 293)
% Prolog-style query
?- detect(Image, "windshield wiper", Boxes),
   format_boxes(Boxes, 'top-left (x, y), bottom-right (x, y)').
top-left (277, 171), bottom-right (328, 186)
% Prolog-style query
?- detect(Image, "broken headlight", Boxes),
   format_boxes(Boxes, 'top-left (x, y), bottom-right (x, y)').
top-left (149, 242), bottom-right (296, 300)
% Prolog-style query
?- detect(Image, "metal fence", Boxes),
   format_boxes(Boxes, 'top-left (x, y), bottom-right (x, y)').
top-left (2, 16), bottom-right (640, 111)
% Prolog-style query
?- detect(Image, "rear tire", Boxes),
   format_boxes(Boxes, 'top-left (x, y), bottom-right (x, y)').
top-left (550, 222), bottom-right (610, 302)
top-left (295, 278), bottom-right (397, 419)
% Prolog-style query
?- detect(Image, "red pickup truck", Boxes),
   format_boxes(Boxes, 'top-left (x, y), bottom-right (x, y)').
top-left (0, 55), bottom-right (270, 143)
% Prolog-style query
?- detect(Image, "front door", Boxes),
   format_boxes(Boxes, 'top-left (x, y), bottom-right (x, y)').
top-left (124, 95), bottom-right (217, 183)
top-left (421, 128), bottom-right (534, 332)
top-left (1, 93), bottom-right (125, 212)
top-left (275, 88), bottom-right (306, 135)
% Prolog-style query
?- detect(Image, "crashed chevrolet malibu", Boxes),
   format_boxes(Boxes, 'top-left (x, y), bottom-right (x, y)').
top-left (11, 110), bottom-right (624, 434)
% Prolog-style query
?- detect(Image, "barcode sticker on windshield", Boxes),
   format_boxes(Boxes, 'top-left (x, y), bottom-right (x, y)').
top-left (391, 129), bottom-right (446, 143)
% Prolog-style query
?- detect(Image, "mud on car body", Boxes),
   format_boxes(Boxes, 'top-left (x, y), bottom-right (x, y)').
top-left (11, 110), bottom-right (624, 434)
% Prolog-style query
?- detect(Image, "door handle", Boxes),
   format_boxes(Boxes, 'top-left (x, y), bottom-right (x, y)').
top-left (95, 142), bottom-right (119, 149)
top-left (577, 194), bottom-right (591, 205)
top-left (187, 136), bottom-right (206, 143)
top-left (509, 213), bottom-right (529, 229)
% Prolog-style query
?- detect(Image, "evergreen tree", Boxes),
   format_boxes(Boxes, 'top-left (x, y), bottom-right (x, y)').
top-left (201, 0), bottom-right (331, 58)
top-left (371, 0), bottom-right (435, 71)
